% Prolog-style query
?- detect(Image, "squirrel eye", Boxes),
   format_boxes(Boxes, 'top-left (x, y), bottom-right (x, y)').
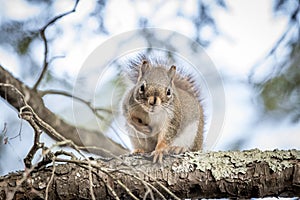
top-left (166, 88), bottom-right (172, 97)
top-left (139, 82), bottom-right (146, 93)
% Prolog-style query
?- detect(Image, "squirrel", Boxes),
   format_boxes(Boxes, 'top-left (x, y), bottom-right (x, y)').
top-left (122, 55), bottom-right (204, 163)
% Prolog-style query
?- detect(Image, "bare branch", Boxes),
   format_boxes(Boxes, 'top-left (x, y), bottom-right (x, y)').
top-left (40, 89), bottom-right (129, 149)
top-left (40, 89), bottom-right (113, 115)
top-left (8, 120), bottom-right (22, 141)
top-left (21, 106), bottom-right (44, 168)
top-left (45, 158), bottom-right (56, 200)
top-left (1, 149), bottom-right (299, 199)
top-left (33, 0), bottom-right (80, 90)
top-left (0, 65), bottom-right (129, 157)
top-left (0, 83), bottom-right (140, 199)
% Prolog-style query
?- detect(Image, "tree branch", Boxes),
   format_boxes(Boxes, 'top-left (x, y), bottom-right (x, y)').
top-left (39, 89), bottom-right (129, 149)
top-left (0, 65), bottom-right (128, 157)
top-left (0, 149), bottom-right (299, 199)
top-left (33, 0), bottom-right (80, 90)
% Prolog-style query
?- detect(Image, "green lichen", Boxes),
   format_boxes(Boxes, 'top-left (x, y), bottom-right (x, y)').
top-left (171, 149), bottom-right (299, 181)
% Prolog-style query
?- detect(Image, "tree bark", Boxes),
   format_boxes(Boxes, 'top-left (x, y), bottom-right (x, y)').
top-left (0, 65), bottom-right (128, 157)
top-left (0, 149), bottom-right (299, 199)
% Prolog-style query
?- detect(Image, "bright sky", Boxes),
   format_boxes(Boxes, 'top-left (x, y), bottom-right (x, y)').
top-left (208, 0), bottom-right (288, 77)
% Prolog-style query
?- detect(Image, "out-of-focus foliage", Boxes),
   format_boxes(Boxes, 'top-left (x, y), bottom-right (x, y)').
top-left (251, 0), bottom-right (300, 123)
top-left (0, 0), bottom-right (227, 143)
top-left (0, 0), bottom-right (226, 85)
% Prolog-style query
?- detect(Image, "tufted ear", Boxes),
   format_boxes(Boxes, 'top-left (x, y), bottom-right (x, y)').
top-left (137, 60), bottom-right (150, 82)
top-left (168, 65), bottom-right (176, 81)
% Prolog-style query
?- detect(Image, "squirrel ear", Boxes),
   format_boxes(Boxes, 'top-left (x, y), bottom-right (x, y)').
top-left (138, 60), bottom-right (150, 82)
top-left (168, 65), bottom-right (176, 80)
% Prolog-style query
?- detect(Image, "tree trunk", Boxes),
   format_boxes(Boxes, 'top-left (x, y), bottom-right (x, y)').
top-left (0, 149), bottom-right (299, 199)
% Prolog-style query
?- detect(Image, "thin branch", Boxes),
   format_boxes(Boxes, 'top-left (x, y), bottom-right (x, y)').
top-left (6, 164), bottom-right (38, 200)
top-left (0, 83), bottom-right (174, 199)
top-left (45, 158), bottom-right (56, 200)
top-left (33, 0), bottom-right (80, 90)
top-left (54, 158), bottom-right (140, 200)
top-left (88, 160), bottom-right (96, 200)
top-left (48, 55), bottom-right (66, 64)
top-left (21, 106), bottom-right (44, 168)
top-left (1, 65), bottom-right (129, 155)
top-left (9, 119), bottom-right (22, 141)
top-left (76, 145), bottom-right (180, 199)
top-left (249, 2), bottom-right (300, 84)
top-left (40, 89), bottom-right (129, 149)
top-left (40, 89), bottom-right (113, 114)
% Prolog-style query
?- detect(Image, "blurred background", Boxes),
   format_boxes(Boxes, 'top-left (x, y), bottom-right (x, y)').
top-left (0, 0), bottom-right (299, 175)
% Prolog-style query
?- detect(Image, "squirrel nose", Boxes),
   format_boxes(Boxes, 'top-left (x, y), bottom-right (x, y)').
top-left (148, 96), bottom-right (161, 106)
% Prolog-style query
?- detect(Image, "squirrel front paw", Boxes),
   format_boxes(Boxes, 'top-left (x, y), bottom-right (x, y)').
top-left (151, 148), bottom-right (168, 163)
top-left (151, 145), bottom-right (188, 163)
top-left (151, 140), bottom-right (169, 163)
top-left (167, 146), bottom-right (188, 154)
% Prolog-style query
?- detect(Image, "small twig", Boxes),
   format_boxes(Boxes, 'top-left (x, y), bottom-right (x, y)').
top-left (1, 122), bottom-right (7, 135)
top-left (88, 160), bottom-right (96, 200)
top-left (76, 145), bottom-right (179, 199)
top-left (2, 122), bottom-right (8, 145)
top-left (45, 158), bottom-right (56, 200)
top-left (40, 89), bottom-right (129, 149)
top-left (54, 149), bottom-right (77, 160)
top-left (48, 55), bottom-right (66, 64)
top-left (7, 164), bottom-right (37, 200)
top-left (248, 21), bottom-right (297, 83)
top-left (115, 170), bottom-right (162, 200)
top-left (88, 164), bottom-right (120, 200)
top-left (9, 119), bottom-right (23, 141)
top-left (40, 89), bottom-right (113, 114)
top-left (33, 0), bottom-right (80, 90)
top-left (1, 83), bottom-right (176, 199)
top-left (54, 157), bottom-right (139, 200)
top-left (21, 106), bottom-right (44, 168)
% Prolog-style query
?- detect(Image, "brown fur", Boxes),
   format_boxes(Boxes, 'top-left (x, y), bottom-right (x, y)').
top-left (123, 54), bottom-right (204, 163)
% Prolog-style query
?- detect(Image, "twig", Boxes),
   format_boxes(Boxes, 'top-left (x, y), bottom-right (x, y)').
top-left (40, 89), bottom-right (113, 114)
top-left (76, 145), bottom-right (180, 199)
top-left (21, 106), bottom-right (44, 168)
top-left (9, 119), bottom-right (23, 141)
top-left (1, 83), bottom-right (177, 199)
top-left (116, 170), bottom-right (162, 200)
top-left (1, 122), bottom-right (8, 144)
top-left (40, 89), bottom-right (129, 149)
top-left (0, 83), bottom-right (96, 199)
top-left (45, 158), bottom-right (56, 200)
top-left (54, 158), bottom-right (139, 200)
top-left (6, 164), bottom-right (37, 200)
top-left (33, 0), bottom-right (80, 90)
top-left (248, 18), bottom-right (299, 84)
top-left (88, 160), bottom-right (96, 200)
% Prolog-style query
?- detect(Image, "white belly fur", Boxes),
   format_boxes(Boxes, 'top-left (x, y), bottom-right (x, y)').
top-left (171, 121), bottom-right (198, 148)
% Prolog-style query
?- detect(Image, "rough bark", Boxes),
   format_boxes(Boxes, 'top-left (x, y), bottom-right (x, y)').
top-left (0, 65), bottom-right (128, 157)
top-left (0, 149), bottom-right (299, 199)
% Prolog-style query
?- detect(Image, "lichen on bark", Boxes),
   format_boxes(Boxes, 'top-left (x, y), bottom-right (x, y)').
top-left (172, 149), bottom-right (300, 181)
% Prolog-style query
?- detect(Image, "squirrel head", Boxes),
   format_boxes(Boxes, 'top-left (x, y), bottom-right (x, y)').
top-left (134, 60), bottom-right (177, 113)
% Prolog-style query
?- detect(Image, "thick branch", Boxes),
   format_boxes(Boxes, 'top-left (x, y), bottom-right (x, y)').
top-left (0, 149), bottom-right (299, 199)
top-left (0, 65), bottom-right (128, 157)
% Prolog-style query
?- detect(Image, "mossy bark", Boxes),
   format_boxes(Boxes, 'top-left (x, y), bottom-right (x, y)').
top-left (0, 149), bottom-right (299, 199)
